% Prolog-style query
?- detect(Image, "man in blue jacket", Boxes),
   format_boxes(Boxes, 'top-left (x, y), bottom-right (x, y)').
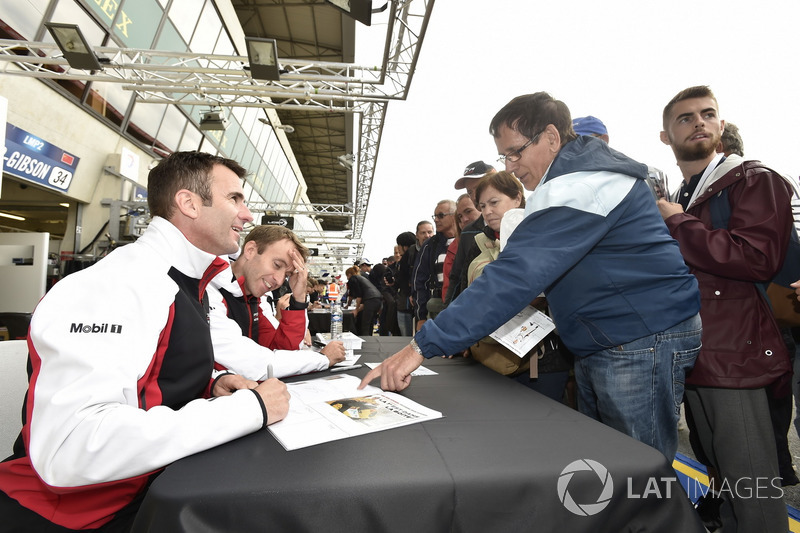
top-left (362, 92), bottom-right (702, 461)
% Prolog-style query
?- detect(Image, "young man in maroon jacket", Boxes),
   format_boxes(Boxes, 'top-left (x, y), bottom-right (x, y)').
top-left (658, 85), bottom-right (792, 532)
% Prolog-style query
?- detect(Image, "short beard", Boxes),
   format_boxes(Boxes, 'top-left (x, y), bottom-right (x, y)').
top-left (672, 133), bottom-right (720, 162)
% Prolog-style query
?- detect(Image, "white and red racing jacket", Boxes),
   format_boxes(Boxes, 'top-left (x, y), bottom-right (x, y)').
top-left (0, 217), bottom-right (267, 530)
top-left (207, 266), bottom-right (329, 380)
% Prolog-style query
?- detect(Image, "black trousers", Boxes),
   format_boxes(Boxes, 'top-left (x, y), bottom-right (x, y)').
top-left (355, 297), bottom-right (381, 336)
top-left (379, 289), bottom-right (400, 336)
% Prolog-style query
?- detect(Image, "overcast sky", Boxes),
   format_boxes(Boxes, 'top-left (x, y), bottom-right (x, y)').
top-left (355, 0), bottom-right (800, 265)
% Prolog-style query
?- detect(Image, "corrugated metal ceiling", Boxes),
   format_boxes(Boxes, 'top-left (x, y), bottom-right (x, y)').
top-left (230, 0), bottom-right (354, 231)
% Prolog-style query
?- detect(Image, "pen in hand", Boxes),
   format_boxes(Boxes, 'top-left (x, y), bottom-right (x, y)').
top-left (267, 364), bottom-right (274, 379)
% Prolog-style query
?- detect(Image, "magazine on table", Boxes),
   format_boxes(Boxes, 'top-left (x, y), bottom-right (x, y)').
top-left (489, 304), bottom-right (556, 357)
top-left (267, 374), bottom-right (443, 450)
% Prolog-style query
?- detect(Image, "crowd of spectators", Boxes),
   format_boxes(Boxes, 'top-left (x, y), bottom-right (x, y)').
top-left (360, 87), bottom-right (800, 533)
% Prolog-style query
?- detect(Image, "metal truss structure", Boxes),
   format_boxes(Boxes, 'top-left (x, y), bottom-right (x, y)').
top-left (248, 202), bottom-right (354, 217)
top-left (0, 0), bottom-right (434, 264)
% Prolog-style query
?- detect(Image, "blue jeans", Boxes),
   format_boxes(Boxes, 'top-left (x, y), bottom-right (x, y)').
top-left (397, 311), bottom-right (413, 337)
top-left (573, 313), bottom-right (701, 460)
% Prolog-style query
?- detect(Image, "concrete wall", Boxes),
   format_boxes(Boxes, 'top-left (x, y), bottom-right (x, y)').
top-left (0, 70), bottom-right (157, 253)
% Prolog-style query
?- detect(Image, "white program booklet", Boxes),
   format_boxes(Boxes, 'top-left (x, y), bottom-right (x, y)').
top-left (268, 374), bottom-right (443, 451)
top-left (489, 305), bottom-right (556, 357)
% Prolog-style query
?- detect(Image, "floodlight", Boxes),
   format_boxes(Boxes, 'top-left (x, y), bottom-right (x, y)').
top-left (338, 154), bottom-right (354, 170)
top-left (0, 211), bottom-right (25, 221)
top-left (259, 117), bottom-right (294, 133)
top-left (45, 23), bottom-right (104, 71)
top-left (245, 37), bottom-right (281, 81)
top-left (326, 0), bottom-right (373, 26)
top-left (199, 109), bottom-right (228, 131)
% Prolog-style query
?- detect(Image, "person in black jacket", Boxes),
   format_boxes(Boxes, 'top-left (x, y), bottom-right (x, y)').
top-left (395, 227), bottom-right (427, 335)
top-left (412, 200), bottom-right (457, 330)
top-left (380, 250), bottom-right (403, 336)
top-left (346, 266), bottom-right (382, 336)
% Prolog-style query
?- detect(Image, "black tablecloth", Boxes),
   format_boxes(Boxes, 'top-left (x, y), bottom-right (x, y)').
top-left (132, 337), bottom-right (703, 533)
top-left (307, 308), bottom-right (356, 335)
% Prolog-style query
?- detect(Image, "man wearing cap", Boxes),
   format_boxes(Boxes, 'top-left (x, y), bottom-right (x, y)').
top-left (444, 161), bottom-right (496, 306)
top-left (572, 115), bottom-right (610, 143)
top-left (358, 258), bottom-right (372, 279)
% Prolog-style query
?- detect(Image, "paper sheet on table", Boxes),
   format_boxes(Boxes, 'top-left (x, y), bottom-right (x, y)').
top-left (268, 374), bottom-right (442, 450)
top-left (489, 305), bottom-right (555, 357)
top-left (334, 352), bottom-right (361, 367)
top-left (304, 345), bottom-right (361, 367)
top-left (315, 332), bottom-right (364, 350)
top-left (365, 362), bottom-right (437, 376)
top-left (313, 332), bottom-right (363, 366)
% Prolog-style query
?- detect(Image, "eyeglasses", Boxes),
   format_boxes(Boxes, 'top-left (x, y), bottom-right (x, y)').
top-left (432, 212), bottom-right (453, 220)
top-left (497, 131), bottom-right (543, 164)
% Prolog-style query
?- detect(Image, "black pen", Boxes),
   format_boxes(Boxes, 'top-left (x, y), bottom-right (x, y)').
top-left (330, 364), bottom-right (362, 373)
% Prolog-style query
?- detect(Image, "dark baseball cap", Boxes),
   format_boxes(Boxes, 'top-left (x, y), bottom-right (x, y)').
top-left (454, 161), bottom-right (495, 190)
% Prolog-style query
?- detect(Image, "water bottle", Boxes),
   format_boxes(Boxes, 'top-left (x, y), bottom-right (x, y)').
top-left (330, 302), bottom-right (343, 340)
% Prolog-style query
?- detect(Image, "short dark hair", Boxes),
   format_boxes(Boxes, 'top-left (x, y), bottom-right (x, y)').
top-left (720, 122), bottom-right (744, 157)
top-left (243, 224), bottom-right (309, 262)
top-left (148, 151), bottom-right (247, 219)
top-left (474, 171), bottom-right (526, 209)
top-left (396, 231), bottom-right (416, 247)
top-left (490, 92), bottom-right (577, 147)
top-left (662, 85), bottom-right (718, 130)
